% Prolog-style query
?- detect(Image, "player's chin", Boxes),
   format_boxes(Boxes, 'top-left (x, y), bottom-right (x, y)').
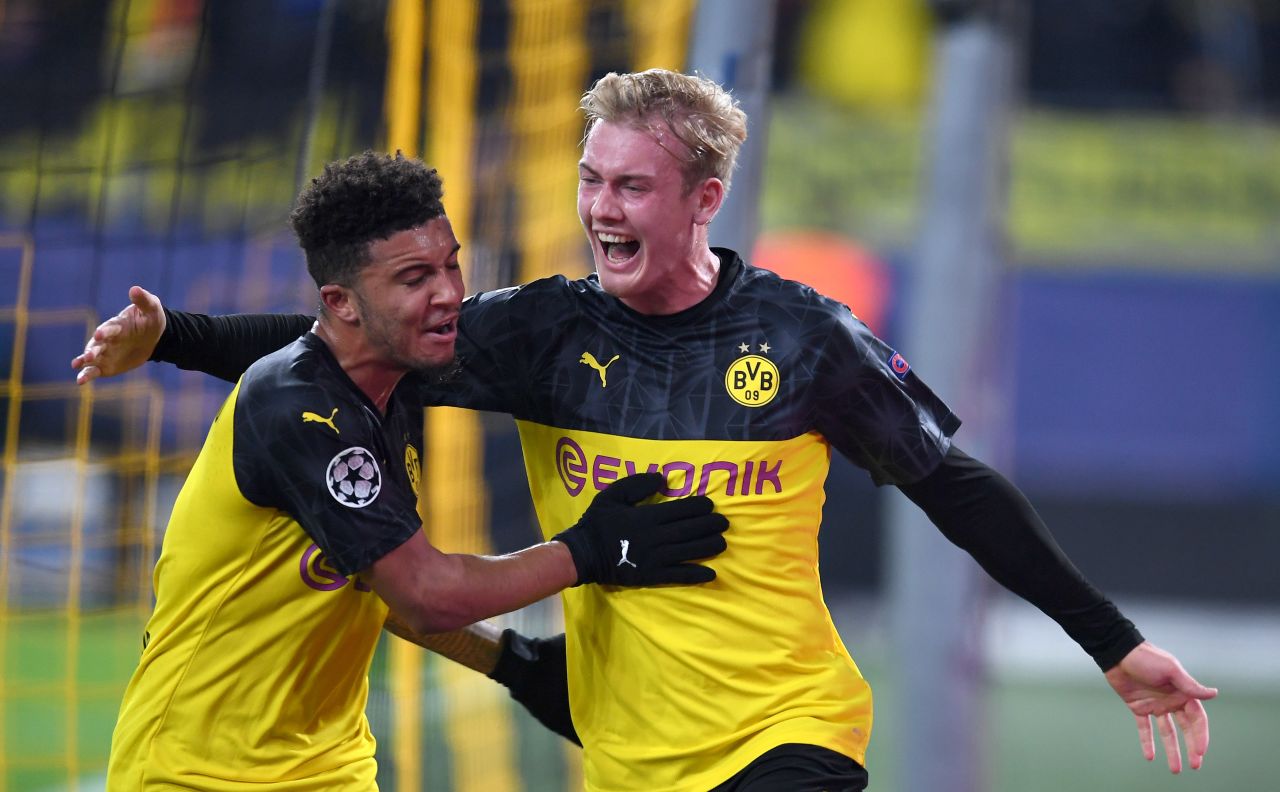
top-left (408, 354), bottom-right (456, 380)
top-left (595, 260), bottom-right (642, 299)
top-left (419, 348), bottom-right (456, 369)
top-left (411, 335), bottom-right (457, 369)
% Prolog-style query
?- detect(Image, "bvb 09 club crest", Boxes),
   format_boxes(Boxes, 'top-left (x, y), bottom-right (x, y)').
top-left (725, 347), bottom-right (780, 407)
top-left (404, 443), bottom-right (421, 495)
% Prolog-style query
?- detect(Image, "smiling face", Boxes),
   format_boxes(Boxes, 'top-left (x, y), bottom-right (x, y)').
top-left (346, 216), bottom-right (463, 374)
top-left (577, 120), bottom-right (724, 315)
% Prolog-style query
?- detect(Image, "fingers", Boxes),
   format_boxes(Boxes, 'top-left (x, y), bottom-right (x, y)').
top-left (1178, 700), bottom-right (1210, 770)
top-left (73, 331), bottom-right (108, 380)
top-left (652, 532), bottom-right (728, 566)
top-left (1172, 670), bottom-right (1219, 701)
top-left (73, 317), bottom-right (121, 368)
top-left (75, 365), bottom-right (101, 385)
top-left (640, 494), bottom-right (716, 522)
top-left (596, 472), bottom-right (665, 504)
top-left (129, 285), bottom-right (164, 319)
top-left (650, 512), bottom-right (728, 543)
top-left (95, 321), bottom-right (123, 342)
top-left (72, 287), bottom-right (163, 387)
top-left (129, 284), bottom-right (152, 309)
top-left (1136, 713), bottom-right (1155, 763)
top-left (72, 343), bottom-right (100, 382)
top-left (645, 563), bottom-right (716, 585)
top-left (1156, 711), bottom-right (1183, 773)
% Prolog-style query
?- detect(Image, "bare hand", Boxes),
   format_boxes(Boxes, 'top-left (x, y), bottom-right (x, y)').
top-left (71, 285), bottom-right (166, 385)
top-left (1104, 641), bottom-right (1217, 773)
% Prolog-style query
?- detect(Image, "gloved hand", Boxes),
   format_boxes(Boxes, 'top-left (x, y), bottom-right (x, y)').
top-left (488, 629), bottom-right (579, 745)
top-left (553, 472), bottom-right (728, 586)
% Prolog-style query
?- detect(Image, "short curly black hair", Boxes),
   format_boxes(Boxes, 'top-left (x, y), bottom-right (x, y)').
top-left (290, 151), bottom-right (446, 288)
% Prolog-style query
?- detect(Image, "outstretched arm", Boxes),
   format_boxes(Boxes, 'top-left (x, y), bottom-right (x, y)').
top-left (898, 445), bottom-right (1216, 772)
top-left (72, 285), bottom-right (314, 384)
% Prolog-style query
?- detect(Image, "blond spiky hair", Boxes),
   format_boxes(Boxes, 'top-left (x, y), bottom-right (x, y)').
top-left (580, 69), bottom-right (748, 193)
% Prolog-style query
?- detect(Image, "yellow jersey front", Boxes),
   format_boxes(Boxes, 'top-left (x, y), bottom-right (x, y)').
top-left (422, 250), bottom-right (959, 791)
top-left (520, 423), bottom-right (872, 791)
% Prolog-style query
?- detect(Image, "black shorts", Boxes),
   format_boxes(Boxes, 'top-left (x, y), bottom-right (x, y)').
top-left (711, 743), bottom-right (869, 792)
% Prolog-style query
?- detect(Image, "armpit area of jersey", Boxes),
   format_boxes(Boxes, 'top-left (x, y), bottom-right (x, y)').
top-left (153, 308), bottom-right (313, 383)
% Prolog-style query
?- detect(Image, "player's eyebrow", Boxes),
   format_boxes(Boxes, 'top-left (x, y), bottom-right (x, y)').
top-left (393, 243), bottom-right (461, 273)
top-left (578, 161), bottom-right (651, 185)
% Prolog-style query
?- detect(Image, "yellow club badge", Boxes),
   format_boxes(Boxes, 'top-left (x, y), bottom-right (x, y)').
top-left (725, 342), bottom-right (779, 407)
top-left (404, 443), bottom-right (421, 495)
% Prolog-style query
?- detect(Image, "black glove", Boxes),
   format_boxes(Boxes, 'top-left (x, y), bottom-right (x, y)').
top-left (552, 472), bottom-right (728, 586)
top-left (487, 629), bottom-right (579, 746)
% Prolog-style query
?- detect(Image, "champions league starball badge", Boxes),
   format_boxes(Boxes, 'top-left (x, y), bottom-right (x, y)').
top-left (326, 447), bottom-right (382, 508)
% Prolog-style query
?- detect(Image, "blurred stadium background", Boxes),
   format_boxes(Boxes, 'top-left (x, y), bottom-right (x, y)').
top-left (1, 0), bottom-right (1278, 790)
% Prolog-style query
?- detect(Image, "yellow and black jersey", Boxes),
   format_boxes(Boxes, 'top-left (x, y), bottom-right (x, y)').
top-left (422, 249), bottom-right (960, 792)
top-left (108, 334), bottom-right (424, 791)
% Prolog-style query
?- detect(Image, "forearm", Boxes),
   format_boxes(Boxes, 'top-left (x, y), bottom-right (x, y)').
top-left (383, 540), bottom-right (576, 635)
top-left (383, 616), bottom-right (504, 674)
top-left (898, 446), bottom-right (1143, 670)
top-left (152, 308), bottom-right (314, 382)
top-left (431, 543), bottom-right (576, 630)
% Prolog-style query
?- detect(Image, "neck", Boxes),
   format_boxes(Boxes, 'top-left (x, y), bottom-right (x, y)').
top-left (623, 244), bottom-right (722, 316)
top-left (678, 245), bottom-right (722, 309)
top-left (313, 319), bottom-right (406, 413)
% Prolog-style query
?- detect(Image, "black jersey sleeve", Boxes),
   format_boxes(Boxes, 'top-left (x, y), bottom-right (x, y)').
top-left (813, 308), bottom-right (961, 486)
top-left (232, 354), bottom-right (422, 576)
top-left (419, 284), bottom-right (543, 413)
top-left (898, 445), bottom-right (1144, 670)
top-left (152, 309), bottom-right (314, 383)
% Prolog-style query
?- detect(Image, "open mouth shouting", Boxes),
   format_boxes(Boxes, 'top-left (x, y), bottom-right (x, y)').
top-left (598, 232), bottom-right (640, 265)
top-left (422, 315), bottom-right (458, 343)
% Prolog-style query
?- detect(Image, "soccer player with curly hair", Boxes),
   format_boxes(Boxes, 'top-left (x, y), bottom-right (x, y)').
top-left (78, 71), bottom-right (1214, 792)
top-left (93, 150), bottom-right (727, 790)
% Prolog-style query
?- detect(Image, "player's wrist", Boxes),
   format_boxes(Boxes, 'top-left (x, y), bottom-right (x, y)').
top-left (1091, 626), bottom-right (1146, 672)
top-left (487, 628), bottom-right (525, 685)
top-left (149, 307), bottom-right (183, 362)
top-left (487, 629), bottom-right (580, 746)
top-left (549, 527), bottom-right (596, 586)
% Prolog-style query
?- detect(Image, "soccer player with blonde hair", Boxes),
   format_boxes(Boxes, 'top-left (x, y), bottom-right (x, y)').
top-left (92, 151), bottom-right (726, 790)
top-left (79, 70), bottom-right (1214, 791)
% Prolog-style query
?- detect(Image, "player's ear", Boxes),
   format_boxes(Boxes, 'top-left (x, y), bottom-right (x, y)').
top-left (320, 284), bottom-right (359, 324)
top-left (692, 177), bottom-right (725, 226)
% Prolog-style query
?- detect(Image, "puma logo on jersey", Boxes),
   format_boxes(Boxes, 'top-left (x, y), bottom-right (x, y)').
top-left (302, 407), bottom-right (340, 434)
top-left (579, 352), bottom-right (620, 387)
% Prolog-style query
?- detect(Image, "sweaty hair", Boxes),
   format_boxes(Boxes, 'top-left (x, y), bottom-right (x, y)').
top-left (290, 151), bottom-right (445, 289)
top-left (580, 69), bottom-right (748, 193)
